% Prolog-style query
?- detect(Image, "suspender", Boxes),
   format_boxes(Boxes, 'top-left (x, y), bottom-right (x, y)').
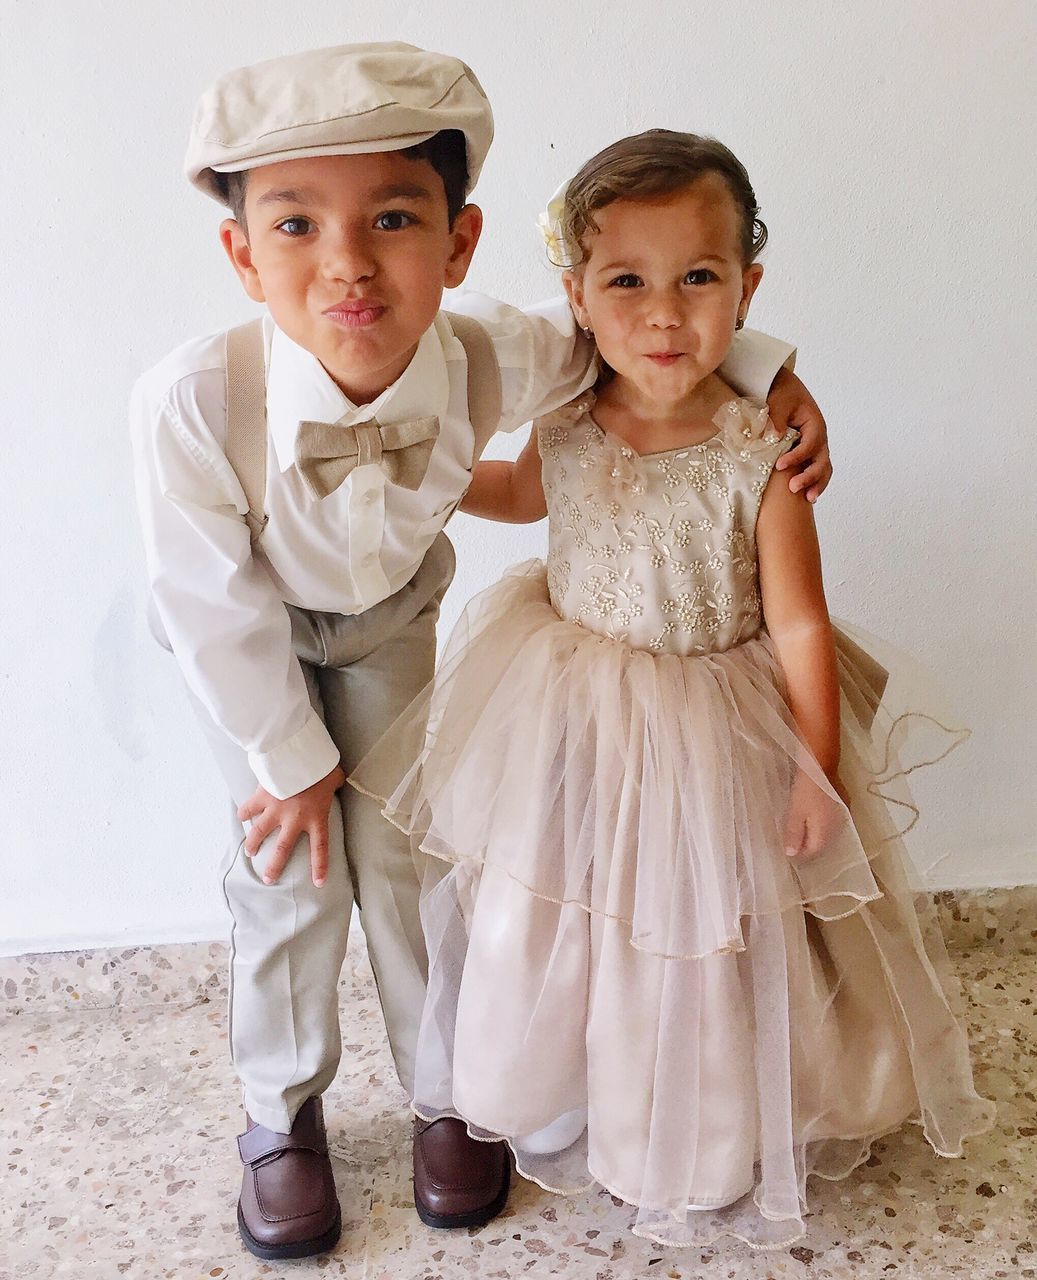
top-left (223, 319), bottom-right (269, 543)
top-left (223, 312), bottom-right (504, 544)
top-left (442, 311), bottom-right (503, 462)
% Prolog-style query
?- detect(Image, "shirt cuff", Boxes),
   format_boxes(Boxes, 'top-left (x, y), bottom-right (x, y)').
top-left (248, 709), bottom-right (342, 800)
top-left (721, 330), bottom-right (797, 400)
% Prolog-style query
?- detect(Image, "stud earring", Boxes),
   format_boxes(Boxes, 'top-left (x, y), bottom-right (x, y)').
top-left (735, 314), bottom-right (746, 331)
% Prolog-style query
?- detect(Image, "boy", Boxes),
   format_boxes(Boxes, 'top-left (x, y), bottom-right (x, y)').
top-left (131, 41), bottom-right (831, 1261)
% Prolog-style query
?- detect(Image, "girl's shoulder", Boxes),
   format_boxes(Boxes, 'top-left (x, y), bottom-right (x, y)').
top-left (712, 396), bottom-right (788, 451)
top-left (532, 391), bottom-right (798, 474)
top-left (532, 389), bottom-right (599, 435)
top-left (709, 398), bottom-right (801, 484)
top-left (533, 389), bottom-right (598, 443)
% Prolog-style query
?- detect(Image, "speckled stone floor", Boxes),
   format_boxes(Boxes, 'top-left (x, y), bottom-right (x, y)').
top-left (2, 888), bottom-right (1035, 1280)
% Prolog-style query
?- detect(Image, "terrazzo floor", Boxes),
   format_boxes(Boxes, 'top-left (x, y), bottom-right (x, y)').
top-left (2, 890), bottom-right (1035, 1280)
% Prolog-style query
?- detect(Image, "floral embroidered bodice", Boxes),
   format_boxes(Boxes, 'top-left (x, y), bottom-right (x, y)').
top-left (536, 391), bottom-right (795, 656)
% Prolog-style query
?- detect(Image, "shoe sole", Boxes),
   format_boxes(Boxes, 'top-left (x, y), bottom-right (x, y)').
top-left (237, 1202), bottom-right (342, 1260)
top-left (415, 1157), bottom-right (511, 1230)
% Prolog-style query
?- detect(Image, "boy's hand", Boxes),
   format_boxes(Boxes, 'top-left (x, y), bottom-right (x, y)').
top-left (237, 765), bottom-right (346, 887)
top-left (767, 368), bottom-right (832, 503)
top-left (783, 768), bottom-right (849, 860)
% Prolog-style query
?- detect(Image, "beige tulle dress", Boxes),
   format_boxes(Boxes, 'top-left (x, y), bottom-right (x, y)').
top-left (350, 392), bottom-right (994, 1249)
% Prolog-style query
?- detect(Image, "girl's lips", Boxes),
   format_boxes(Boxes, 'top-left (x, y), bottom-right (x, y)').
top-left (324, 302), bottom-right (386, 328)
top-left (646, 353), bottom-right (684, 365)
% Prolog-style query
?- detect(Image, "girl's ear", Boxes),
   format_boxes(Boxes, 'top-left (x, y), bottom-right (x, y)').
top-left (740, 262), bottom-right (764, 318)
top-left (220, 219), bottom-right (266, 304)
top-left (563, 269), bottom-right (591, 331)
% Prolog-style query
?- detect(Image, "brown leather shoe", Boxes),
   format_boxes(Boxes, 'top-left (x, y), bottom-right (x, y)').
top-left (413, 1116), bottom-right (510, 1229)
top-left (236, 1096), bottom-right (341, 1260)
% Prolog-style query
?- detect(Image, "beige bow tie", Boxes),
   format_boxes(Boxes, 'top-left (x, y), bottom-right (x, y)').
top-left (294, 415), bottom-right (440, 500)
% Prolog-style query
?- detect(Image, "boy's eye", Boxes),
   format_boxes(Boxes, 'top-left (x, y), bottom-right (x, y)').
top-left (684, 269), bottom-right (718, 285)
top-left (275, 217), bottom-right (314, 237)
top-left (608, 274), bottom-right (643, 288)
top-left (375, 210), bottom-right (417, 231)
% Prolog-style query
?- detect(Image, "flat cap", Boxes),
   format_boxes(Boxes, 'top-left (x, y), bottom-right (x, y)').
top-left (185, 41), bottom-right (493, 203)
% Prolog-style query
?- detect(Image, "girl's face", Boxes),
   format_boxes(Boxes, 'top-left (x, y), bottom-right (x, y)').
top-left (563, 175), bottom-right (763, 411)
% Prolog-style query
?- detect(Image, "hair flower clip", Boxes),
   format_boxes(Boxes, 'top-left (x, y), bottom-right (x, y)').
top-left (536, 179), bottom-right (570, 267)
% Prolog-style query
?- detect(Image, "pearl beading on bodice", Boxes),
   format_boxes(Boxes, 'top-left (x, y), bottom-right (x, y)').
top-left (536, 392), bottom-right (794, 656)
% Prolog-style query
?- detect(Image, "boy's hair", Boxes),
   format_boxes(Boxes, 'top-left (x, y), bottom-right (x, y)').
top-left (561, 129), bottom-right (767, 267)
top-left (216, 129), bottom-right (470, 233)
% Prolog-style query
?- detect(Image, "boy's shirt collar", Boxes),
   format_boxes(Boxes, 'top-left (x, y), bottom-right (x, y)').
top-left (265, 320), bottom-right (451, 474)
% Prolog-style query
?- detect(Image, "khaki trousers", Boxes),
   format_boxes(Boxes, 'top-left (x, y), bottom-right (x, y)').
top-left (153, 534), bottom-right (454, 1133)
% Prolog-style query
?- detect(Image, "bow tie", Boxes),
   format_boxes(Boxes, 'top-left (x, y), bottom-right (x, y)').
top-left (294, 415), bottom-right (440, 500)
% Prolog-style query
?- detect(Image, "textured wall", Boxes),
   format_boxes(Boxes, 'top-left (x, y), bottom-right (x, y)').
top-left (2, 0), bottom-right (1034, 954)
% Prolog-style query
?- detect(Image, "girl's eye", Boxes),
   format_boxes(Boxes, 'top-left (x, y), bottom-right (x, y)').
top-left (276, 217), bottom-right (314, 237)
top-left (684, 269), bottom-right (717, 285)
top-left (375, 211), bottom-right (417, 231)
top-left (608, 274), bottom-right (642, 289)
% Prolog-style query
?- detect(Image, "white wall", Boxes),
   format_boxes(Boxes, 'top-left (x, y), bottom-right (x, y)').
top-left (2, 1), bottom-right (1034, 956)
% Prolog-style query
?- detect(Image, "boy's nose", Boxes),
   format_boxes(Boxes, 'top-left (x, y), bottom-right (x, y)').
top-left (322, 233), bottom-right (377, 283)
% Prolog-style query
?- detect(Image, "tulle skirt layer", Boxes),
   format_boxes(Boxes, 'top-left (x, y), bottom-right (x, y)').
top-left (350, 562), bottom-right (994, 1249)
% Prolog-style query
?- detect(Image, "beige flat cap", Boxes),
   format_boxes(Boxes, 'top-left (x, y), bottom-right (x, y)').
top-left (185, 41), bottom-right (493, 203)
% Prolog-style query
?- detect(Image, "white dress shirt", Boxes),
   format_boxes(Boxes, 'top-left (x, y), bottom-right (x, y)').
top-left (131, 294), bottom-right (794, 799)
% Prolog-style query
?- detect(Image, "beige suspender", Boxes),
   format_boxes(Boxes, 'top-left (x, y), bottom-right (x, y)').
top-left (442, 311), bottom-right (503, 464)
top-left (223, 318), bottom-right (269, 543)
top-left (223, 312), bottom-right (503, 544)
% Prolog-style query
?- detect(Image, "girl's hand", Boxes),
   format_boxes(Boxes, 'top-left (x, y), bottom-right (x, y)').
top-left (767, 368), bottom-right (833, 502)
top-left (783, 768), bottom-right (849, 860)
top-left (237, 764), bottom-right (346, 887)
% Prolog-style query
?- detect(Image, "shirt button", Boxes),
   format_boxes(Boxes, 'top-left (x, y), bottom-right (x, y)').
top-left (362, 490), bottom-right (378, 506)
top-left (362, 552), bottom-right (378, 567)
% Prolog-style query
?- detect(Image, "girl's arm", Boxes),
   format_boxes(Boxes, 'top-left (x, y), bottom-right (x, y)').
top-left (756, 469), bottom-right (840, 779)
top-left (459, 426), bottom-right (547, 523)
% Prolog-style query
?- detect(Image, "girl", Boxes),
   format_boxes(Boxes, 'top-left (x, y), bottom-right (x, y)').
top-left (351, 130), bottom-right (994, 1249)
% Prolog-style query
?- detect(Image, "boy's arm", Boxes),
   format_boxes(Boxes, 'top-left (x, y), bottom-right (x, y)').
top-left (235, 767), bottom-right (345, 887)
top-left (130, 374), bottom-right (342, 804)
top-left (768, 370), bottom-right (831, 502)
top-left (719, 327), bottom-right (796, 399)
top-left (449, 294), bottom-right (830, 499)
top-left (722, 330), bottom-right (832, 502)
top-left (459, 426), bottom-right (546, 522)
top-left (447, 292), bottom-right (597, 427)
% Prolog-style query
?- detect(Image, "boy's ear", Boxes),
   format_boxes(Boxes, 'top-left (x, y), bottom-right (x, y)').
top-left (443, 204), bottom-right (483, 289)
top-left (220, 219), bottom-right (266, 304)
top-left (562, 270), bottom-right (590, 331)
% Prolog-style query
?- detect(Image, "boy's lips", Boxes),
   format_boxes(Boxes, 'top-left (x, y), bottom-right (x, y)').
top-left (323, 299), bottom-right (387, 328)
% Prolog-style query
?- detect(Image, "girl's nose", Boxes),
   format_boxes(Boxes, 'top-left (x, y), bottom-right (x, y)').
top-left (644, 291), bottom-right (683, 329)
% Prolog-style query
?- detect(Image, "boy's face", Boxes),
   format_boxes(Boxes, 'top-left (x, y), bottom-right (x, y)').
top-left (221, 152), bottom-right (482, 404)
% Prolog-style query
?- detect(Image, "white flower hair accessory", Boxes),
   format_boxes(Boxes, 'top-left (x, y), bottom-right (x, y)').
top-left (536, 178), bottom-right (570, 267)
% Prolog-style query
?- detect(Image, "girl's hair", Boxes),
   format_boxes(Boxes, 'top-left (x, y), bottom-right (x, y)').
top-left (560, 129), bottom-right (767, 267)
